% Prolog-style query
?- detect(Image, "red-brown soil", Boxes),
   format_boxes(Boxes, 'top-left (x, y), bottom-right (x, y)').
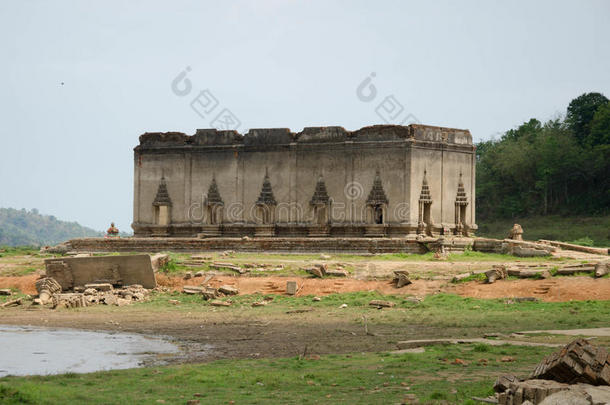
top-left (3, 274), bottom-right (609, 302)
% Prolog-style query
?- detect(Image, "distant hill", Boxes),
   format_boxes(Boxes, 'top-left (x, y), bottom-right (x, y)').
top-left (0, 208), bottom-right (103, 247)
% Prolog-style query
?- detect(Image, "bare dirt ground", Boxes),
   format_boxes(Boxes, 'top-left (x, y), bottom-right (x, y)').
top-left (1, 249), bottom-right (608, 364)
top-left (3, 273), bottom-right (609, 302)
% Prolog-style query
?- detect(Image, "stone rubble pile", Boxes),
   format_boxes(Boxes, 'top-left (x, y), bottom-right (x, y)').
top-left (494, 339), bottom-right (610, 405)
top-left (33, 277), bottom-right (150, 309)
top-left (182, 284), bottom-right (239, 301)
top-left (484, 261), bottom-right (609, 284)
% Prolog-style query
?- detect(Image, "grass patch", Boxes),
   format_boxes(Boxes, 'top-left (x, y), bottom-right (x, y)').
top-left (477, 215), bottom-right (610, 247)
top-left (0, 344), bottom-right (554, 404)
top-left (123, 292), bottom-right (610, 334)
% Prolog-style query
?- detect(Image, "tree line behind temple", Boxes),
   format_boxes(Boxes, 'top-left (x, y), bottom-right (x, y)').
top-left (476, 92), bottom-right (610, 220)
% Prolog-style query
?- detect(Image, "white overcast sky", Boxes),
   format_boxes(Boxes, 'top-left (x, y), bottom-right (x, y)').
top-left (1, 0), bottom-right (609, 232)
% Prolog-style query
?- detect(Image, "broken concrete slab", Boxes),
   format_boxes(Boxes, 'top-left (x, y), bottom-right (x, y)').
top-left (44, 254), bottom-right (156, 290)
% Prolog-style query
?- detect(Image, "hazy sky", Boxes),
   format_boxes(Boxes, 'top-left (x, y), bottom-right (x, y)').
top-left (1, 0), bottom-right (609, 232)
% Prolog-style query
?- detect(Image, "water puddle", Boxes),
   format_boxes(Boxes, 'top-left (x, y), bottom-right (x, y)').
top-left (0, 325), bottom-right (181, 377)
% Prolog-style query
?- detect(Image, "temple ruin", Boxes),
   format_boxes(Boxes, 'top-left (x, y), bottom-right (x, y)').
top-left (131, 124), bottom-right (477, 238)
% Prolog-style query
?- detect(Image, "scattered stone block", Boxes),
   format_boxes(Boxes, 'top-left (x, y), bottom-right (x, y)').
top-left (183, 286), bottom-right (205, 294)
top-left (184, 271), bottom-right (193, 280)
top-left (150, 253), bottom-right (169, 272)
top-left (211, 262), bottom-right (245, 274)
top-left (252, 301), bottom-right (267, 307)
top-left (326, 269), bottom-right (348, 277)
top-left (116, 298), bottom-right (131, 307)
top-left (218, 285), bottom-right (239, 295)
top-left (194, 271), bottom-right (205, 277)
top-left (102, 292), bottom-right (118, 306)
top-left (201, 287), bottom-right (219, 300)
top-left (452, 272), bottom-right (472, 282)
top-left (84, 283), bottom-right (113, 292)
top-left (369, 300), bottom-right (395, 308)
top-left (305, 263), bottom-right (327, 278)
top-left (530, 339), bottom-right (610, 385)
top-left (210, 300), bottom-right (231, 307)
top-left (320, 254), bottom-right (331, 260)
top-left (312, 296), bottom-right (321, 302)
top-left (0, 289), bottom-right (12, 296)
top-left (35, 277), bottom-right (62, 305)
top-left (0, 298), bottom-right (22, 308)
top-left (595, 261), bottom-right (609, 278)
top-left (486, 265), bottom-right (508, 283)
top-left (393, 270), bottom-right (412, 288)
top-left (286, 281), bottom-right (297, 295)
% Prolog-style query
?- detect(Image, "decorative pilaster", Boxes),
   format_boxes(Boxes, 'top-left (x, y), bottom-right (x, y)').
top-left (417, 170), bottom-right (433, 235)
top-left (454, 172), bottom-right (469, 236)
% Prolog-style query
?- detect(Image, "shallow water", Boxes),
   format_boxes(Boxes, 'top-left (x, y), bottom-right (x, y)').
top-left (0, 325), bottom-right (180, 377)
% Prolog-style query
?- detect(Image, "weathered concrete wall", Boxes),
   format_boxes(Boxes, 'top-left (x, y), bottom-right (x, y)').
top-left (132, 124), bottom-right (476, 237)
top-left (44, 255), bottom-right (156, 289)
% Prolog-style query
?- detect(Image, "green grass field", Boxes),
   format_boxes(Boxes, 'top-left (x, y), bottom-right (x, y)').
top-left (477, 215), bottom-right (610, 247)
top-left (0, 343), bottom-right (554, 405)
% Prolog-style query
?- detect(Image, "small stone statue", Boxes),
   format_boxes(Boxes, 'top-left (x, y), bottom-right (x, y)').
top-left (508, 224), bottom-right (523, 241)
top-left (106, 222), bottom-right (119, 237)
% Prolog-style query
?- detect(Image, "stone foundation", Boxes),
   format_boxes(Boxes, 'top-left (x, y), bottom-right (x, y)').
top-left (66, 237), bottom-right (463, 254)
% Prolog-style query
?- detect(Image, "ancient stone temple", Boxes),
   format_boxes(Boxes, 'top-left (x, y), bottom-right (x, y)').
top-left (132, 124), bottom-right (477, 238)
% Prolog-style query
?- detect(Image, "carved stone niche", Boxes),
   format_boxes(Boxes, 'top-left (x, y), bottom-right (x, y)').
top-left (254, 170), bottom-right (276, 237)
top-left (308, 175), bottom-right (331, 237)
top-left (364, 171), bottom-right (388, 237)
top-left (200, 177), bottom-right (224, 238)
top-left (417, 170), bottom-right (433, 236)
top-left (152, 176), bottom-right (172, 236)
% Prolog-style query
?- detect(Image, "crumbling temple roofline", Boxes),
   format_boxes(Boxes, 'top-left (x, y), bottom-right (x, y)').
top-left (135, 124), bottom-right (474, 150)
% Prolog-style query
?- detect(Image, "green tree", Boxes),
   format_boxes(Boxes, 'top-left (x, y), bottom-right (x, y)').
top-left (589, 102), bottom-right (610, 146)
top-left (566, 92), bottom-right (609, 145)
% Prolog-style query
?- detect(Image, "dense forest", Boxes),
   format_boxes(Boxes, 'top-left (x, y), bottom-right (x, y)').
top-left (476, 92), bottom-right (610, 220)
top-left (0, 208), bottom-right (102, 247)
